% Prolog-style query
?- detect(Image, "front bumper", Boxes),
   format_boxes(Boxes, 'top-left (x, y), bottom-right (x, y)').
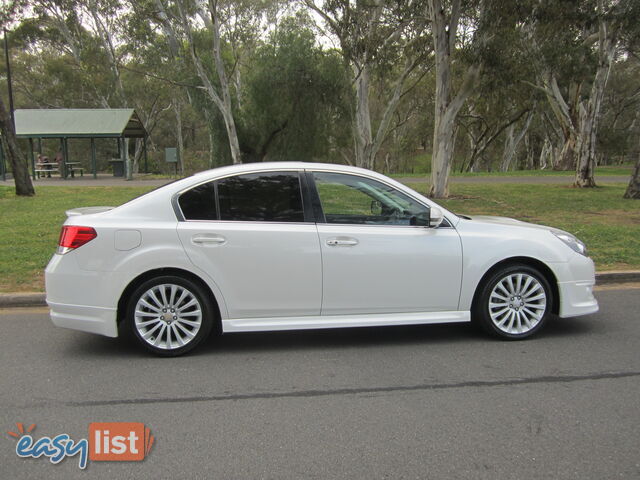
top-left (557, 280), bottom-right (598, 317)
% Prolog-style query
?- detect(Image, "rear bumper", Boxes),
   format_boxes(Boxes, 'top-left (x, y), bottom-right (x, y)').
top-left (48, 301), bottom-right (118, 337)
top-left (45, 253), bottom-right (120, 338)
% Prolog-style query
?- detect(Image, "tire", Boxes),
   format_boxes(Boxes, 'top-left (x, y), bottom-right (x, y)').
top-left (127, 275), bottom-right (214, 356)
top-left (473, 264), bottom-right (553, 340)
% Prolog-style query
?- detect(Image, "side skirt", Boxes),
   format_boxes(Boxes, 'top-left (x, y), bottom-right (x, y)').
top-left (222, 311), bottom-right (470, 333)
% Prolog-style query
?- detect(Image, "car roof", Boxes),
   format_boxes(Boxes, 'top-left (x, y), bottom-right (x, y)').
top-left (192, 162), bottom-right (375, 179)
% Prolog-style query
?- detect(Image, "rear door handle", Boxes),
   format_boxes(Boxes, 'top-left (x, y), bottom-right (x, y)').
top-left (192, 234), bottom-right (226, 246)
top-left (326, 237), bottom-right (359, 247)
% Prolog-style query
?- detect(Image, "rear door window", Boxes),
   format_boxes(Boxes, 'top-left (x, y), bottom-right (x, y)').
top-left (217, 172), bottom-right (305, 222)
top-left (178, 181), bottom-right (217, 220)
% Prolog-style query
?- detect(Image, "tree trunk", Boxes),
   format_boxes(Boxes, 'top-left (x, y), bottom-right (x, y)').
top-left (208, 126), bottom-right (216, 169)
top-left (173, 98), bottom-right (185, 176)
top-left (124, 138), bottom-right (132, 181)
top-left (209, 0), bottom-right (242, 164)
top-left (353, 63), bottom-right (373, 168)
top-left (0, 98), bottom-right (35, 196)
top-left (623, 156), bottom-right (640, 199)
top-left (574, 10), bottom-right (615, 188)
top-left (172, 0), bottom-right (242, 165)
top-left (501, 112), bottom-right (533, 172)
top-left (428, 0), bottom-right (480, 198)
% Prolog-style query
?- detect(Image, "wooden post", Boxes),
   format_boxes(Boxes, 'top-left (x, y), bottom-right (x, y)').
top-left (91, 137), bottom-right (97, 179)
top-left (29, 138), bottom-right (35, 180)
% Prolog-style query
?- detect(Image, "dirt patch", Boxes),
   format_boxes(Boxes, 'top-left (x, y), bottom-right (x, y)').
top-left (581, 210), bottom-right (640, 226)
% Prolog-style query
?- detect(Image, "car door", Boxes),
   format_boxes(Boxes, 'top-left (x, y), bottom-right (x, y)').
top-left (176, 170), bottom-right (322, 319)
top-left (310, 171), bottom-right (463, 315)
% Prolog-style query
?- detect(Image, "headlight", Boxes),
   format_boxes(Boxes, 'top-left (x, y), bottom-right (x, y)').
top-left (552, 231), bottom-right (587, 256)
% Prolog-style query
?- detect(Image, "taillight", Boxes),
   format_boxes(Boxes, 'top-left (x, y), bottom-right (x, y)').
top-left (57, 226), bottom-right (97, 254)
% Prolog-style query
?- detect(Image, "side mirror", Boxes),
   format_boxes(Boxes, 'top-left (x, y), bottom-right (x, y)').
top-left (429, 207), bottom-right (444, 228)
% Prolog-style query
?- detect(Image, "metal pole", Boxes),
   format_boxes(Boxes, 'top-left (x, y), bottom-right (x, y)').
top-left (91, 137), bottom-right (97, 179)
top-left (3, 29), bottom-right (15, 130)
top-left (61, 137), bottom-right (68, 179)
top-left (120, 137), bottom-right (126, 180)
top-left (29, 138), bottom-right (35, 180)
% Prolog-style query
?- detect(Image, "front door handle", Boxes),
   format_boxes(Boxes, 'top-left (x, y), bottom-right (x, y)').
top-left (326, 237), bottom-right (359, 247)
top-left (192, 234), bottom-right (226, 246)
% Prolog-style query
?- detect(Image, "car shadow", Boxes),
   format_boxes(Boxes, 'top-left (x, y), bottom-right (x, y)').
top-left (64, 315), bottom-right (599, 358)
top-left (198, 322), bottom-right (484, 355)
top-left (537, 315), bottom-right (601, 338)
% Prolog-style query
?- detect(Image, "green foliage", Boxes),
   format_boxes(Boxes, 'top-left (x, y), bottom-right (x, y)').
top-left (1, 0), bottom-right (638, 177)
top-left (240, 15), bottom-right (351, 161)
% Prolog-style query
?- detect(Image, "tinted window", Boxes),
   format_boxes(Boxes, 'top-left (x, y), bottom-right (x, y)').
top-left (218, 172), bottom-right (305, 222)
top-left (179, 181), bottom-right (217, 220)
top-left (313, 172), bottom-right (429, 225)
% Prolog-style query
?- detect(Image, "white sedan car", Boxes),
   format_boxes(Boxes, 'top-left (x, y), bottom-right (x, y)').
top-left (46, 162), bottom-right (598, 356)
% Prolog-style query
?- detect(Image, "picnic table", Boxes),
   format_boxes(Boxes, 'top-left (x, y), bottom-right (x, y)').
top-left (35, 162), bottom-right (59, 178)
top-left (64, 162), bottom-right (84, 178)
top-left (34, 161), bottom-right (84, 179)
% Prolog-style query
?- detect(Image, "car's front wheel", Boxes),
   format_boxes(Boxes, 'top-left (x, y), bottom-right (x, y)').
top-left (127, 275), bottom-right (214, 356)
top-left (474, 264), bottom-right (553, 339)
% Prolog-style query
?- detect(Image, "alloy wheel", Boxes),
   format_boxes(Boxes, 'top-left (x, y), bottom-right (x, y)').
top-left (134, 283), bottom-right (203, 350)
top-left (488, 273), bottom-right (547, 335)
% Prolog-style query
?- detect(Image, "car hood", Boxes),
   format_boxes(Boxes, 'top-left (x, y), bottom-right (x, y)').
top-left (464, 215), bottom-right (565, 234)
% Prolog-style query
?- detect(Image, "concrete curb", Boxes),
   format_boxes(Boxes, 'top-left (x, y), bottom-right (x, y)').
top-left (0, 293), bottom-right (46, 308)
top-left (1, 271), bottom-right (638, 309)
top-left (594, 271), bottom-right (640, 285)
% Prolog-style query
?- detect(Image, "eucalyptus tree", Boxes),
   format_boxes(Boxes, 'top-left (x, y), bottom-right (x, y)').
top-left (305, 0), bottom-right (429, 170)
top-left (524, 0), bottom-right (639, 187)
top-left (426, 0), bottom-right (515, 197)
top-left (0, 97), bottom-right (34, 196)
top-left (152, 0), bottom-right (276, 164)
top-left (1, 3), bottom-right (37, 195)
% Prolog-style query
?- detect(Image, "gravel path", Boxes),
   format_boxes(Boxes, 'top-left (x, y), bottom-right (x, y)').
top-left (395, 175), bottom-right (630, 184)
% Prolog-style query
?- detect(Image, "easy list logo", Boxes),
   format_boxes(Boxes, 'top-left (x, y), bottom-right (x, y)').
top-left (8, 422), bottom-right (154, 469)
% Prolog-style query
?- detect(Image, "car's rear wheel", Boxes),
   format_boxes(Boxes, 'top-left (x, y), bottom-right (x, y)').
top-left (474, 264), bottom-right (552, 339)
top-left (127, 275), bottom-right (214, 356)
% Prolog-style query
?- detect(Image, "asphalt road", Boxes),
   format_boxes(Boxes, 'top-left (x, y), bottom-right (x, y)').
top-left (1, 287), bottom-right (639, 479)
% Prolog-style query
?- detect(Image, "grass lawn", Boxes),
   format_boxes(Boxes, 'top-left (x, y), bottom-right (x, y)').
top-left (393, 164), bottom-right (635, 178)
top-left (0, 182), bottom-right (638, 293)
